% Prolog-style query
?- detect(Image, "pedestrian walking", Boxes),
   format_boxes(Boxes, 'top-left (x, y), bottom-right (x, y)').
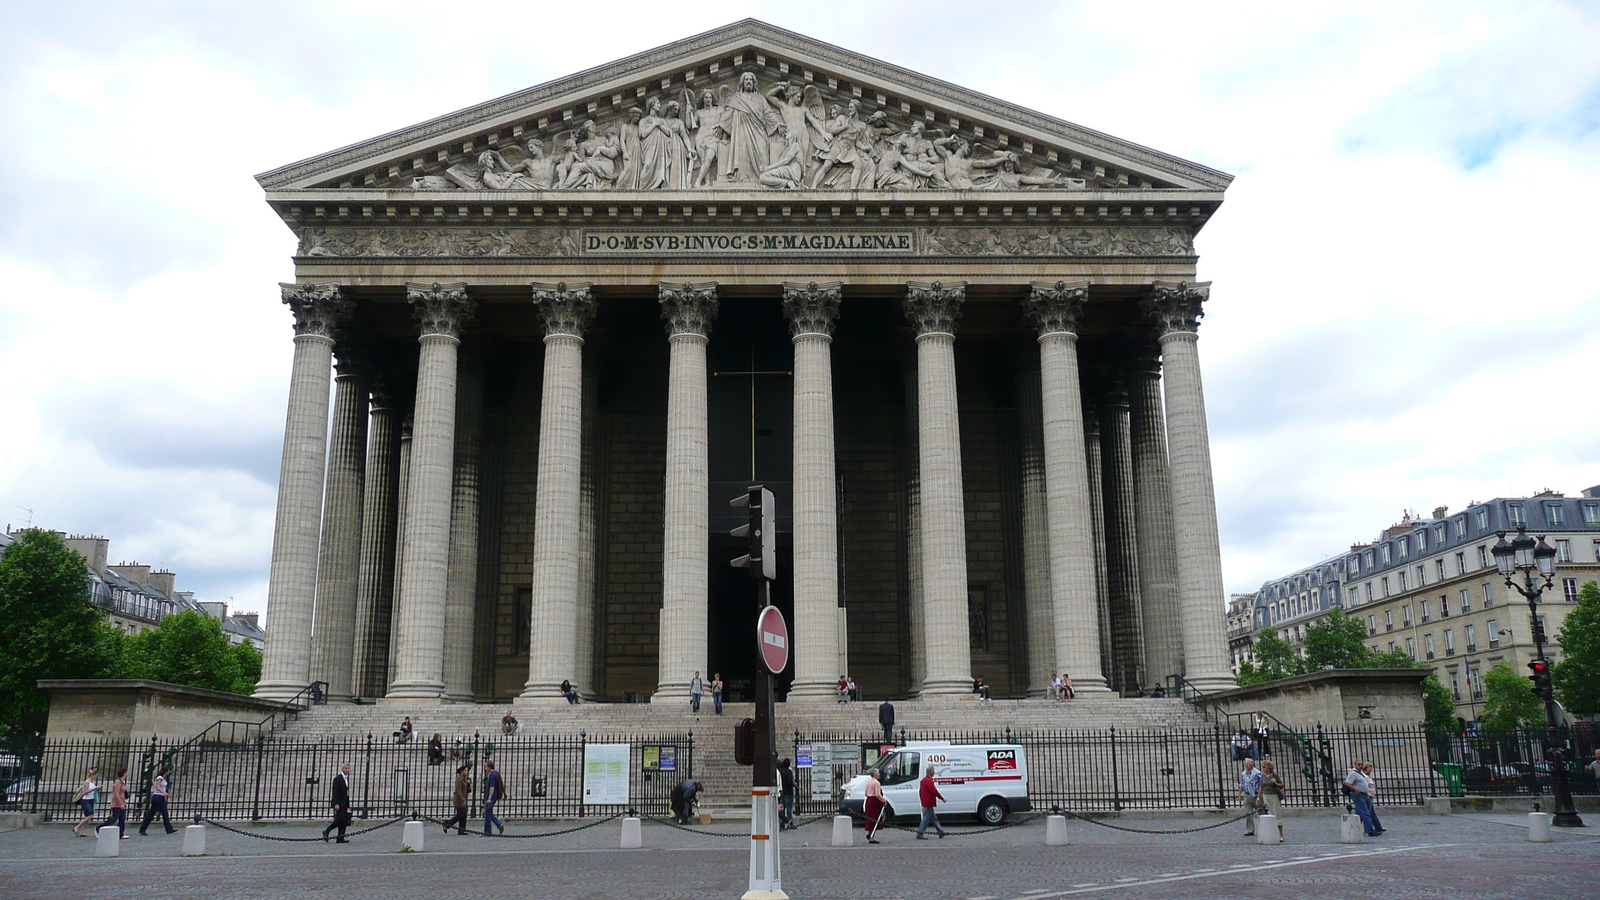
top-left (711, 673), bottom-right (724, 715)
top-left (1259, 760), bottom-right (1285, 842)
top-left (914, 765), bottom-right (947, 839)
top-left (1343, 760), bottom-right (1381, 836)
top-left (102, 768), bottom-right (129, 839)
top-left (483, 760), bottom-right (505, 835)
top-left (1238, 757), bottom-right (1262, 837)
top-left (321, 764), bottom-right (352, 843)
top-left (777, 758), bottom-right (795, 830)
top-left (863, 769), bottom-right (886, 844)
top-left (1588, 748), bottom-right (1600, 783)
top-left (139, 766), bottom-right (176, 835)
top-left (1362, 762), bottom-right (1385, 834)
top-left (71, 769), bottom-right (100, 837)
top-left (444, 764), bottom-right (471, 835)
top-left (689, 671), bottom-right (703, 713)
top-left (670, 779), bottom-right (702, 824)
top-left (878, 700), bottom-right (896, 745)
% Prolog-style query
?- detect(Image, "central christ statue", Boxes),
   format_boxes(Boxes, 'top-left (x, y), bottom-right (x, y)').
top-left (724, 71), bottom-right (780, 183)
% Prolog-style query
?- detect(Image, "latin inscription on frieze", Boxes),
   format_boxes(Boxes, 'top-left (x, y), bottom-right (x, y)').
top-left (582, 231), bottom-right (914, 254)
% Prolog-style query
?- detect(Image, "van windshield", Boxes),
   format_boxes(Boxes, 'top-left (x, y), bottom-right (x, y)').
top-left (877, 751), bottom-right (920, 786)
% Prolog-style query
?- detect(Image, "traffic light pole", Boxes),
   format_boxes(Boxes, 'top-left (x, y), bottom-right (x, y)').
top-left (732, 485), bottom-right (785, 899)
top-left (1503, 547), bottom-right (1584, 828)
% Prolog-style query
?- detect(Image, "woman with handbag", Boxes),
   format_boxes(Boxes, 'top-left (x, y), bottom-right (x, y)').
top-left (1260, 760), bottom-right (1286, 842)
top-left (70, 769), bottom-right (100, 837)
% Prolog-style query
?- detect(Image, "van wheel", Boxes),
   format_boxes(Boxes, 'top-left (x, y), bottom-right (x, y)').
top-left (977, 797), bottom-right (1007, 826)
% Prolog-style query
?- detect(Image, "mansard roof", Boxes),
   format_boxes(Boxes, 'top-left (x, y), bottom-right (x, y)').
top-left (257, 19), bottom-right (1232, 195)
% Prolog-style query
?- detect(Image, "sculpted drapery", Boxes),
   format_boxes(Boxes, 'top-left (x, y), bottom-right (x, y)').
top-left (723, 71), bottom-right (780, 183)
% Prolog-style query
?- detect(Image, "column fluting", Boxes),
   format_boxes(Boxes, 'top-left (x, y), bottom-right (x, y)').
top-left (256, 283), bottom-right (351, 702)
top-left (1128, 340), bottom-right (1184, 686)
top-left (351, 379), bottom-right (401, 699)
top-left (1016, 353), bottom-right (1054, 697)
top-left (386, 413), bottom-right (413, 690)
top-left (782, 281), bottom-right (843, 700)
top-left (1098, 373), bottom-right (1145, 693)
top-left (308, 347), bottom-right (370, 701)
top-left (1083, 405), bottom-right (1114, 685)
top-left (442, 349), bottom-right (485, 701)
top-left (653, 283), bottom-right (718, 702)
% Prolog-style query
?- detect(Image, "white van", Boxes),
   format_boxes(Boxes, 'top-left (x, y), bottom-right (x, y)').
top-left (839, 742), bottom-right (1029, 825)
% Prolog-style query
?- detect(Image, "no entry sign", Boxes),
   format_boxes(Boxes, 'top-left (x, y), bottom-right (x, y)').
top-left (757, 606), bottom-right (789, 675)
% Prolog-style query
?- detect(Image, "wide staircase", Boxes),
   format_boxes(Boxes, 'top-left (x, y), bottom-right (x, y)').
top-left (278, 697), bottom-right (1214, 813)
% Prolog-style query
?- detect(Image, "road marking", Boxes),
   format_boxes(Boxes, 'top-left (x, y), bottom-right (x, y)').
top-left (1070, 884), bottom-right (1098, 889)
top-left (967, 896), bottom-right (999, 899)
top-left (999, 843), bottom-right (1462, 900)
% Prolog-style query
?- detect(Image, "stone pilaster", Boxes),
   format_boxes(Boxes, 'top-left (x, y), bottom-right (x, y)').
top-left (782, 281), bottom-right (843, 700)
top-left (351, 378), bottom-right (401, 699)
top-left (1023, 280), bottom-right (1109, 696)
top-left (1097, 373), bottom-right (1145, 693)
top-left (1016, 353), bottom-right (1054, 697)
top-left (1141, 281), bottom-right (1234, 693)
top-left (523, 282), bottom-right (597, 702)
top-left (308, 344), bottom-right (370, 702)
top-left (904, 281), bottom-right (973, 696)
top-left (1128, 340), bottom-right (1184, 686)
top-left (256, 283), bottom-right (351, 702)
top-left (653, 283), bottom-right (718, 702)
top-left (442, 350), bottom-right (485, 701)
top-left (387, 282), bottom-right (474, 700)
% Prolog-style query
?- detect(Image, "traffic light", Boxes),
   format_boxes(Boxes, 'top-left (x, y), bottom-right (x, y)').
top-left (1528, 658), bottom-right (1553, 702)
top-left (730, 485), bottom-right (776, 581)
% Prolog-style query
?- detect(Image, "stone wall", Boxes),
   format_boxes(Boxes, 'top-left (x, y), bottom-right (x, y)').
top-left (39, 679), bottom-right (288, 743)
top-left (1208, 669), bottom-right (1431, 729)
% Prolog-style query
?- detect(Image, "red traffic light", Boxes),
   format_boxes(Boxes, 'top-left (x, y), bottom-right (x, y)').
top-left (1528, 660), bottom-right (1549, 674)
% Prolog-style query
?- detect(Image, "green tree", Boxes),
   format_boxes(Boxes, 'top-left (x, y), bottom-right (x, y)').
top-left (1238, 632), bottom-right (1305, 685)
top-left (231, 639), bottom-right (262, 694)
top-left (1552, 581), bottom-right (1600, 717)
top-left (1302, 608), bottom-right (1374, 670)
top-left (0, 529), bottom-right (125, 747)
top-left (124, 610), bottom-right (254, 694)
top-left (1481, 660), bottom-right (1544, 731)
top-left (1419, 674), bottom-right (1459, 736)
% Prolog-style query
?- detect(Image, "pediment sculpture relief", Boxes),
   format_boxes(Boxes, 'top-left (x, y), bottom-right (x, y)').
top-left (417, 70), bottom-right (1095, 193)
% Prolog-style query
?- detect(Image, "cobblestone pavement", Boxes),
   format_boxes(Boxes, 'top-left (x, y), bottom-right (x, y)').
top-left (0, 812), bottom-right (1591, 899)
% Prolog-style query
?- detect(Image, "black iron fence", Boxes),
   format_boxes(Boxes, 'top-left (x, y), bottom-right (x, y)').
top-left (4, 731), bottom-right (693, 822)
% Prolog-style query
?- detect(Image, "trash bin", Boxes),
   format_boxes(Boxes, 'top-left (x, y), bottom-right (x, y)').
top-left (1435, 762), bottom-right (1463, 798)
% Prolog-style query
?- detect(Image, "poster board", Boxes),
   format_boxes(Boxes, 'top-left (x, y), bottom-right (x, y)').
top-left (809, 743), bottom-right (834, 801)
top-left (642, 745), bottom-right (678, 772)
top-left (583, 743), bottom-right (630, 805)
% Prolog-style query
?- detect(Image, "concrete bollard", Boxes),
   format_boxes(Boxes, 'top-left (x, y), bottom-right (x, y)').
top-left (1256, 815), bottom-right (1277, 844)
top-left (620, 817), bottom-right (642, 849)
top-left (182, 824), bottom-right (206, 856)
top-left (1527, 812), bottom-right (1553, 842)
top-left (402, 820), bottom-right (425, 852)
top-left (1340, 814), bottom-right (1366, 844)
top-left (95, 826), bottom-right (121, 857)
top-left (1045, 815), bottom-right (1068, 846)
top-left (831, 815), bottom-right (853, 847)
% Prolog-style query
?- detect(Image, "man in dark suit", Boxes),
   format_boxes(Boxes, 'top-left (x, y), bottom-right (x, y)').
top-left (879, 700), bottom-right (895, 745)
top-left (322, 764), bottom-right (352, 843)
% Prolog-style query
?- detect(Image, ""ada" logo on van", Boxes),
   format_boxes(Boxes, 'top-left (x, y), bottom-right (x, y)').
top-left (986, 749), bottom-right (1017, 771)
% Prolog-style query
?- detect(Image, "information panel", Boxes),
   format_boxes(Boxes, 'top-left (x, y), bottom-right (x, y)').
top-left (583, 743), bottom-right (631, 805)
top-left (809, 743), bottom-right (834, 801)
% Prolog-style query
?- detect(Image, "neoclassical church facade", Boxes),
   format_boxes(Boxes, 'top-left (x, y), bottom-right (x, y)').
top-left (252, 20), bottom-right (1237, 706)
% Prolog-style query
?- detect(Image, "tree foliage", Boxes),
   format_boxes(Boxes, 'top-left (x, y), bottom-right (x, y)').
top-left (123, 610), bottom-right (259, 695)
top-left (1238, 632), bottom-right (1304, 684)
top-left (1553, 580), bottom-right (1600, 717)
top-left (0, 529), bottom-right (125, 747)
top-left (1481, 660), bottom-right (1544, 732)
top-left (1303, 609), bottom-right (1371, 670)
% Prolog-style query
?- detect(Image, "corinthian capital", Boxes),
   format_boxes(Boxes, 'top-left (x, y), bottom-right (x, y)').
top-left (531, 281), bottom-right (596, 339)
top-left (1024, 280), bottom-right (1090, 337)
top-left (406, 282), bottom-right (475, 339)
top-left (904, 280), bottom-right (966, 336)
top-left (781, 281), bottom-right (842, 338)
top-left (281, 282), bottom-right (351, 339)
top-left (659, 282), bottom-right (719, 338)
top-left (1129, 336), bottom-right (1163, 378)
top-left (1142, 281), bottom-right (1211, 336)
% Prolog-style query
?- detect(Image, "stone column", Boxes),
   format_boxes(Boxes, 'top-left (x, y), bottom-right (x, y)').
top-left (653, 283), bottom-right (718, 702)
top-left (523, 282), bottom-right (597, 701)
top-left (1024, 281), bottom-right (1109, 696)
top-left (1098, 374), bottom-right (1145, 693)
top-left (903, 358), bottom-right (925, 694)
top-left (782, 281), bottom-right (843, 700)
top-left (387, 283), bottom-right (475, 700)
top-left (256, 283), bottom-right (351, 702)
top-left (442, 350), bottom-right (485, 701)
top-left (308, 345), bottom-right (370, 701)
top-left (386, 413), bottom-right (413, 690)
top-left (575, 359), bottom-right (600, 692)
top-left (351, 379), bottom-right (402, 699)
top-left (1083, 406), bottom-right (1114, 684)
top-left (1141, 281), bottom-right (1234, 692)
top-left (904, 281), bottom-right (973, 696)
top-left (1016, 354), bottom-right (1053, 697)
top-left (1128, 340), bottom-right (1184, 685)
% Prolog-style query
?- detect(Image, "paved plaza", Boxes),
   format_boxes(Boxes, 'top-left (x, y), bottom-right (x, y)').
top-left (1, 810), bottom-right (1591, 899)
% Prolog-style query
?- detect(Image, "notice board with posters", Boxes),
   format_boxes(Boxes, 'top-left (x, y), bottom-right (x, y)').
top-left (583, 743), bottom-right (630, 805)
top-left (642, 745), bottom-right (678, 772)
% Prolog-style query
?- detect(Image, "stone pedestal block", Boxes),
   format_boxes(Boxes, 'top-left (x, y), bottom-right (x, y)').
top-left (621, 816), bottom-right (642, 848)
top-left (402, 819), bottom-right (426, 851)
top-left (1340, 814), bottom-right (1366, 843)
top-left (831, 815), bottom-right (854, 846)
top-left (182, 824), bottom-right (206, 856)
top-left (1045, 815), bottom-right (1068, 845)
top-left (1527, 811), bottom-right (1552, 842)
top-left (1255, 815), bottom-right (1277, 843)
top-left (96, 826), bottom-right (121, 856)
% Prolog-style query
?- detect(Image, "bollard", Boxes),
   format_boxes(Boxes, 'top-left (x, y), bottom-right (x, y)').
top-left (1045, 815), bottom-right (1068, 846)
top-left (402, 820), bottom-right (426, 852)
top-left (621, 817), bottom-right (642, 849)
top-left (831, 815), bottom-right (853, 847)
top-left (95, 826), bottom-right (121, 857)
top-left (1340, 814), bottom-right (1366, 844)
top-left (1527, 812), bottom-right (1553, 842)
top-left (1256, 815), bottom-right (1277, 844)
top-left (182, 824), bottom-right (206, 856)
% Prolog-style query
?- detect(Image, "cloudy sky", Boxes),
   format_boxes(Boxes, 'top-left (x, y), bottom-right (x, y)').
top-left (2, 1), bottom-right (1596, 620)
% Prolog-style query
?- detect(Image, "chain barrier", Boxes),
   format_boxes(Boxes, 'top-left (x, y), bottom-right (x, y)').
top-left (835, 807), bottom-right (1040, 836)
top-left (416, 810), bottom-right (626, 839)
top-left (1053, 807), bottom-right (1256, 835)
top-left (196, 815), bottom-right (406, 843)
top-left (640, 813), bottom-right (752, 837)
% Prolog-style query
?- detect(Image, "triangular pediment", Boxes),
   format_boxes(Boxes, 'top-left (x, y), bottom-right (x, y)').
top-left (258, 20), bottom-right (1230, 197)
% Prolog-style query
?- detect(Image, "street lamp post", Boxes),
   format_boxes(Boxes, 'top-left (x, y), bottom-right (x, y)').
top-left (1491, 526), bottom-right (1584, 827)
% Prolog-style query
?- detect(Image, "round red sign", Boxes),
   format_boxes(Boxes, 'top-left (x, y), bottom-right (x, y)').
top-left (756, 606), bottom-right (789, 675)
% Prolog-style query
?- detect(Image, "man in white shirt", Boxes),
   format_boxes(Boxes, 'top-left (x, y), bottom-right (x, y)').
top-left (1343, 762), bottom-right (1381, 836)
